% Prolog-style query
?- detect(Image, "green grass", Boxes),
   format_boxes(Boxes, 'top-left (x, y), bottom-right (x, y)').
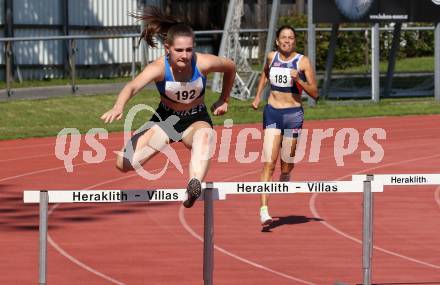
top-left (304, 98), bottom-right (440, 120)
top-left (0, 73), bottom-right (215, 90)
top-left (336, 56), bottom-right (434, 73)
top-left (0, 56), bottom-right (434, 91)
top-left (2, 90), bottom-right (440, 140)
top-left (254, 56), bottom-right (435, 74)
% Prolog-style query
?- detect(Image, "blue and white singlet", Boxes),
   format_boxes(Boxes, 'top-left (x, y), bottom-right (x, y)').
top-left (155, 55), bottom-right (207, 104)
top-left (268, 52), bottom-right (306, 95)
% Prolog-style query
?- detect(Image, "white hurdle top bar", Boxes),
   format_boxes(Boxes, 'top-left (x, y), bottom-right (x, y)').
top-left (205, 181), bottom-right (383, 195)
top-left (24, 181), bottom-right (382, 203)
top-left (23, 189), bottom-right (214, 203)
top-left (352, 174), bottom-right (440, 185)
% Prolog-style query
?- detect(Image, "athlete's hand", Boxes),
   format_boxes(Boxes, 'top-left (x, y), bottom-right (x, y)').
top-left (211, 99), bottom-right (228, 116)
top-left (251, 97), bottom-right (260, 110)
top-left (291, 69), bottom-right (300, 81)
top-left (100, 106), bottom-right (123, 123)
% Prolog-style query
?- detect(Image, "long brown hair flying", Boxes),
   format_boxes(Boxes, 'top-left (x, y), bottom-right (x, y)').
top-left (131, 6), bottom-right (194, 48)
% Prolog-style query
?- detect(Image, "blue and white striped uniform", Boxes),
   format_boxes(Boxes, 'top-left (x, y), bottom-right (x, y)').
top-left (268, 52), bottom-right (306, 95)
top-left (155, 55), bottom-right (207, 104)
top-left (263, 52), bottom-right (306, 138)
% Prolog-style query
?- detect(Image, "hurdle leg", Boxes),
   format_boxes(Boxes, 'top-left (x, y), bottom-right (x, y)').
top-left (362, 175), bottom-right (374, 285)
top-left (369, 176), bottom-right (374, 283)
top-left (39, 191), bottom-right (49, 285)
top-left (203, 183), bottom-right (214, 285)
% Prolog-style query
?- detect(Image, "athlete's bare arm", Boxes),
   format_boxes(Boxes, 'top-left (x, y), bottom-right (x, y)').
top-left (101, 58), bottom-right (164, 123)
top-left (292, 56), bottom-right (318, 100)
top-left (197, 53), bottom-right (236, 115)
top-left (252, 51), bottom-right (276, 110)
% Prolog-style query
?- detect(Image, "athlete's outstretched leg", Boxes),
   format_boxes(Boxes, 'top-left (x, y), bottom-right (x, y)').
top-left (116, 125), bottom-right (170, 172)
top-left (181, 121), bottom-right (215, 208)
top-left (259, 128), bottom-right (282, 225)
top-left (279, 136), bottom-right (298, 181)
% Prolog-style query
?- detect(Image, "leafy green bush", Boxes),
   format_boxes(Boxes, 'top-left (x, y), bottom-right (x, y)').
top-left (278, 15), bottom-right (434, 71)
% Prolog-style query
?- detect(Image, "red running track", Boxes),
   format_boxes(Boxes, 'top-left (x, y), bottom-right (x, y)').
top-left (0, 115), bottom-right (439, 285)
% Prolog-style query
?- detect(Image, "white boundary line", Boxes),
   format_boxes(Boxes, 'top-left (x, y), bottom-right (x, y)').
top-left (35, 153), bottom-right (440, 283)
top-left (179, 165), bottom-right (321, 285)
top-left (47, 160), bottom-right (323, 284)
top-left (0, 159), bottom-right (114, 182)
top-left (44, 160), bottom-right (188, 284)
top-left (5, 146), bottom-right (439, 283)
top-left (178, 203), bottom-right (317, 285)
top-left (0, 142), bottom-right (56, 151)
top-left (47, 204), bottom-right (126, 285)
top-left (0, 153), bottom-right (53, 163)
top-left (309, 154), bottom-right (440, 270)
top-left (0, 135), bottom-right (125, 151)
top-left (177, 153), bottom-right (342, 284)
top-left (45, 160), bottom-right (189, 284)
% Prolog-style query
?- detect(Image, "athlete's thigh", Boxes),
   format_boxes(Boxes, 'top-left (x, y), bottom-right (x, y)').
top-left (181, 121), bottom-right (213, 148)
top-left (127, 124), bottom-right (170, 156)
top-left (262, 128), bottom-right (283, 163)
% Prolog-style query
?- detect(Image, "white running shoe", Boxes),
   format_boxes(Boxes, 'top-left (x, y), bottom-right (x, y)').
top-left (260, 206), bottom-right (273, 226)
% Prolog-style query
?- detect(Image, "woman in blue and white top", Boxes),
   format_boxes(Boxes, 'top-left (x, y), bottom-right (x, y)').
top-left (252, 25), bottom-right (318, 225)
top-left (101, 7), bottom-right (236, 208)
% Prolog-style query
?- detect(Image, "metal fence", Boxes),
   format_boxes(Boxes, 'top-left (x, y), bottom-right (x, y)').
top-left (1, 26), bottom-right (437, 98)
top-left (0, 29), bottom-right (268, 96)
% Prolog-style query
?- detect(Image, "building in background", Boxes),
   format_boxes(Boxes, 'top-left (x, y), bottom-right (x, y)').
top-left (0, 0), bottom-right (299, 81)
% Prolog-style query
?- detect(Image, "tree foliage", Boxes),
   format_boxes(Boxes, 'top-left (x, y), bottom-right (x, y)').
top-left (278, 15), bottom-right (434, 71)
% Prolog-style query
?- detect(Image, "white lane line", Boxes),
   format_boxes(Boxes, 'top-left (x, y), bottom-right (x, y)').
top-left (0, 142), bottom-right (56, 151)
top-left (178, 203), bottom-right (317, 285)
top-left (0, 136), bottom-right (266, 164)
top-left (45, 158), bottom-right (190, 285)
top-left (45, 171), bottom-right (146, 285)
top-left (48, 205), bottom-right (126, 285)
top-left (0, 153), bottom-right (54, 163)
top-left (0, 147), bottom-right (119, 163)
top-left (309, 153), bottom-right (440, 270)
top-left (0, 159), bottom-right (113, 182)
top-left (177, 153), bottom-right (338, 285)
top-left (7, 131), bottom-right (439, 282)
top-left (0, 143), bottom-right (186, 182)
top-left (178, 167), bottom-right (318, 285)
top-left (0, 136), bottom-right (124, 151)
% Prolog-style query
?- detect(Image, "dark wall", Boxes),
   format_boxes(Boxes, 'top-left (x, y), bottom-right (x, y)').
top-left (166, 0), bottom-right (299, 30)
top-left (166, 0), bottom-right (228, 30)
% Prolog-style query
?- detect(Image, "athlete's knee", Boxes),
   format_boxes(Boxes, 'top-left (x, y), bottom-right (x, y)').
top-left (193, 128), bottom-right (215, 157)
top-left (280, 161), bottom-right (294, 173)
top-left (195, 127), bottom-right (214, 144)
top-left (115, 151), bottom-right (133, 173)
top-left (263, 162), bottom-right (277, 173)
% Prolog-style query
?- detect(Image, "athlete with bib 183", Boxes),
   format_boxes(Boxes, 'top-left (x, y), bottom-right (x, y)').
top-left (251, 25), bottom-right (318, 226)
top-left (100, 6), bottom-right (236, 208)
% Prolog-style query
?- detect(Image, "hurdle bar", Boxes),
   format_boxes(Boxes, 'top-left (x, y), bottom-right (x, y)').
top-left (24, 188), bottom-right (224, 285)
top-left (24, 180), bottom-right (383, 285)
top-left (352, 174), bottom-right (440, 285)
top-left (353, 173), bottom-right (440, 185)
top-left (207, 180), bottom-right (383, 195)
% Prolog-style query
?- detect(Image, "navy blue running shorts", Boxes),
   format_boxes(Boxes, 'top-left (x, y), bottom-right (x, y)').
top-left (263, 104), bottom-right (304, 138)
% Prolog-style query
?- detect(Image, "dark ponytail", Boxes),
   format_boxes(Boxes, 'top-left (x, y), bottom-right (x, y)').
top-left (131, 6), bottom-right (194, 48)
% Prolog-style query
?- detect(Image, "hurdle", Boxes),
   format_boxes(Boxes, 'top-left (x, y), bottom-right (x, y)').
top-left (24, 180), bottom-right (384, 285)
top-left (352, 173), bottom-right (440, 285)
